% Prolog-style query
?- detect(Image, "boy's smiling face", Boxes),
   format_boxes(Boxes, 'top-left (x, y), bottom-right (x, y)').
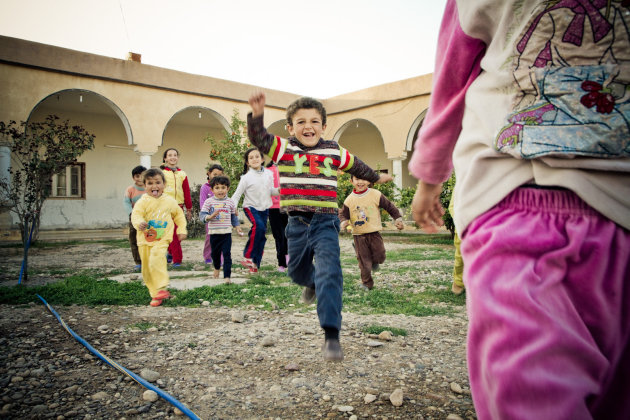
top-left (351, 176), bottom-right (370, 192)
top-left (133, 173), bottom-right (144, 187)
top-left (145, 175), bottom-right (165, 198)
top-left (212, 184), bottom-right (229, 199)
top-left (287, 108), bottom-right (326, 147)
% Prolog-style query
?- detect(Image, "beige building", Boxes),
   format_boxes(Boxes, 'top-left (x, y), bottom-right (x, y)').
top-left (0, 35), bottom-right (431, 235)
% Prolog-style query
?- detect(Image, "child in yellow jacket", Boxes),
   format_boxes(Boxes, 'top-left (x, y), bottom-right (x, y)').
top-left (131, 168), bottom-right (187, 307)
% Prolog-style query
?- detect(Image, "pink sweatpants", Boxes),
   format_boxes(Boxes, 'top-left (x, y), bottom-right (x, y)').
top-left (462, 187), bottom-right (630, 420)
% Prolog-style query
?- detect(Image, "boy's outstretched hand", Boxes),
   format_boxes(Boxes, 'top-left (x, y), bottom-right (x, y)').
top-left (177, 233), bottom-right (187, 241)
top-left (376, 174), bottom-right (393, 184)
top-left (412, 180), bottom-right (445, 233)
top-left (249, 91), bottom-right (266, 117)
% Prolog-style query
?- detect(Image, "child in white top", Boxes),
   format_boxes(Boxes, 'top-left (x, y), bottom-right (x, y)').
top-left (230, 147), bottom-right (279, 272)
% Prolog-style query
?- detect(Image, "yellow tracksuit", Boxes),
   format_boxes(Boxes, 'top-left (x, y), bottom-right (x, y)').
top-left (131, 193), bottom-right (187, 297)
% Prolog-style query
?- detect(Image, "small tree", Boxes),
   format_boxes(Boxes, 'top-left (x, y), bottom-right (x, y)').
top-left (203, 109), bottom-right (251, 197)
top-left (439, 173), bottom-right (456, 238)
top-left (0, 115), bottom-right (95, 281)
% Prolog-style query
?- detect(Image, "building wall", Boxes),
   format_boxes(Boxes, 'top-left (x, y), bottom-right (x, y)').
top-left (0, 35), bottom-right (431, 233)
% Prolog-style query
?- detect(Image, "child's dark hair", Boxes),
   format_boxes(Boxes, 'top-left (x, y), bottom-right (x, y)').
top-left (210, 175), bottom-right (230, 188)
top-left (207, 163), bottom-right (224, 173)
top-left (132, 165), bottom-right (146, 177)
top-left (286, 97), bottom-right (327, 126)
top-left (160, 147), bottom-right (179, 169)
top-left (351, 173), bottom-right (373, 187)
top-left (242, 147), bottom-right (262, 174)
top-left (143, 168), bottom-right (165, 183)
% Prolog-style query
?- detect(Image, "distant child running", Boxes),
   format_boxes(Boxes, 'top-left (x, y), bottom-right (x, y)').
top-left (248, 92), bottom-right (392, 361)
top-left (200, 175), bottom-right (240, 283)
top-left (200, 163), bottom-right (241, 264)
top-left (123, 165), bottom-right (146, 271)
top-left (131, 168), bottom-right (187, 307)
top-left (160, 147), bottom-right (192, 267)
top-left (339, 174), bottom-right (404, 290)
top-left (230, 147), bottom-right (278, 273)
top-left (409, 1), bottom-right (630, 418)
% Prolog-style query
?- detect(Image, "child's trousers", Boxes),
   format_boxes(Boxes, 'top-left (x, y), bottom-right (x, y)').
top-left (167, 222), bottom-right (183, 264)
top-left (139, 242), bottom-right (170, 298)
top-left (269, 208), bottom-right (288, 267)
top-left (286, 213), bottom-right (343, 331)
top-left (462, 186), bottom-right (630, 420)
top-left (243, 207), bottom-right (268, 267)
top-left (128, 215), bottom-right (141, 265)
top-left (352, 231), bottom-right (386, 289)
top-left (210, 233), bottom-right (232, 279)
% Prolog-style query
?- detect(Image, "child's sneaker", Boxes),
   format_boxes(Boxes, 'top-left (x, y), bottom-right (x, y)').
top-left (241, 259), bottom-right (255, 269)
top-left (172, 263), bottom-right (181, 268)
top-left (205, 259), bottom-right (212, 264)
top-left (249, 267), bottom-right (258, 273)
top-left (166, 254), bottom-right (173, 263)
top-left (277, 266), bottom-right (286, 273)
top-left (451, 283), bottom-right (465, 295)
top-left (134, 264), bottom-right (141, 272)
top-left (150, 290), bottom-right (171, 307)
top-left (359, 284), bottom-right (371, 291)
top-left (322, 338), bottom-right (344, 361)
top-left (301, 286), bottom-right (316, 304)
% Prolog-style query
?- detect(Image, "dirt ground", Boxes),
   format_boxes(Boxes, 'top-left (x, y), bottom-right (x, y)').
top-left (0, 233), bottom-right (475, 420)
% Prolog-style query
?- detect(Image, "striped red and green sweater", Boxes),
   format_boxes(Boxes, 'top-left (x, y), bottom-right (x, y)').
top-left (247, 113), bottom-right (380, 214)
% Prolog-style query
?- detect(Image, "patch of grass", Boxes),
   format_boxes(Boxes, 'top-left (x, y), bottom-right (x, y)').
top-left (382, 232), bottom-right (454, 246)
top-left (99, 239), bottom-right (131, 249)
top-left (362, 324), bottom-right (408, 336)
top-left (128, 322), bottom-right (157, 331)
top-left (386, 247), bottom-right (453, 262)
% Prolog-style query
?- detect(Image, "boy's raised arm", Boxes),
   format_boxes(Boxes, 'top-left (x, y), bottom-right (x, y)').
top-left (249, 91), bottom-right (266, 117)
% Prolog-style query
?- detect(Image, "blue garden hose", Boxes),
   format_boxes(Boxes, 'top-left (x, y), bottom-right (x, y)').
top-left (36, 294), bottom-right (201, 420)
top-left (18, 217), bottom-right (36, 285)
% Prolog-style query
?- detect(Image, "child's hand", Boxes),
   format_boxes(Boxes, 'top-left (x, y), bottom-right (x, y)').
top-left (177, 233), bottom-right (187, 241)
top-left (340, 220), bottom-right (349, 232)
top-left (186, 209), bottom-right (192, 221)
top-left (236, 226), bottom-right (244, 236)
top-left (249, 91), bottom-right (266, 117)
top-left (411, 180), bottom-right (445, 233)
top-left (376, 173), bottom-right (393, 184)
top-left (394, 219), bottom-right (404, 230)
top-left (138, 222), bottom-right (148, 231)
top-left (211, 209), bottom-right (221, 219)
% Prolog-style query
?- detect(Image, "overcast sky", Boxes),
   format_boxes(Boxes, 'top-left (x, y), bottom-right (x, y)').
top-left (0, 0), bottom-right (447, 98)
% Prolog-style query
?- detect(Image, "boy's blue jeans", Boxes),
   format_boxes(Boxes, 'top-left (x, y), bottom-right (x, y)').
top-left (286, 213), bottom-right (343, 331)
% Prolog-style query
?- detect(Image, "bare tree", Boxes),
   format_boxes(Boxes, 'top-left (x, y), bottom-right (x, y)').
top-left (0, 115), bottom-right (95, 281)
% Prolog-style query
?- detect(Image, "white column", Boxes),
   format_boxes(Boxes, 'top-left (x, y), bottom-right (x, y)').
top-left (391, 157), bottom-right (404, 198)
top-left (140, 153), bottom-right (152, 169)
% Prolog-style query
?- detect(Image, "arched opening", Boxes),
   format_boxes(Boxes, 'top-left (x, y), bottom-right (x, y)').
top-left (162, 106), bottom-right (230, 188)
top-left (26, 89), bottom-right (135, 229)
top-left (267, 119), bottom-right (289, 138)
top-left (333, 119), bottom-right (390, 175)
top-left (402, 109), bottom-right (427, 188)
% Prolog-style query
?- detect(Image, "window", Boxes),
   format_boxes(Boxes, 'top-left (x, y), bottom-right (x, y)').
top-left (50, 163), bottom-right (85, 199)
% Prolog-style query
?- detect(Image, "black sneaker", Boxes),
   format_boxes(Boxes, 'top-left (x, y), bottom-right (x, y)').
top-left (322, 338), bottom-right (344, 361)
top-left (301, 286), bottom-right (316, 304)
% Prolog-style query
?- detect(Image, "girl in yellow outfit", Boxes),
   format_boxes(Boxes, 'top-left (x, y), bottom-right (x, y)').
top-left (131, 168), bottom-right (187, 306)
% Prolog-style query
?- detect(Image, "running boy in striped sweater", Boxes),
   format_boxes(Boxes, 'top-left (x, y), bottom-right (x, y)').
top-left (248, 92), bottom-right (392, 361)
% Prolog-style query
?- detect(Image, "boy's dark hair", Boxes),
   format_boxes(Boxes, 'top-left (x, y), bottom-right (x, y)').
top-left (143, 168), bottom-right (165, 183)
top-left (286, 97), bottom-right (327, 126)
top-left (207, 163), bottom-right (224, 173)
top-left (210, 175), bottom-right (230, 188)
top-left (242, 147), bottom-right (261, 174)
top-left (132, 165), bottom-right (146, 177)
top-left (351, 174), bottom-right (373, 187)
